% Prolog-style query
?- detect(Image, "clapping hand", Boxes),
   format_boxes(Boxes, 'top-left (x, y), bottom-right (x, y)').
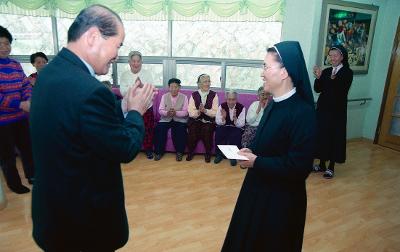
top-left (232, 109), bottom-right (237, 123)
top-left (135, 77), bottom-right (143, 88)
top-left (126, 79), bottom-right (157, 115)
top-left (167, 108), bottom-right (176, 117)
top-left (260, 99), bottom-right (268, 109)
top-left (313, 66), bottom-right (322, 79)
top-left (221, 108), bottom-right (227, 122)
top-left (199, 103), bottom-right (206, 113)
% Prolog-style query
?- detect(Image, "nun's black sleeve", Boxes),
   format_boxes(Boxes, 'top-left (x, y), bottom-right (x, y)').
top-left (252, 102), bottom-right (316, 181)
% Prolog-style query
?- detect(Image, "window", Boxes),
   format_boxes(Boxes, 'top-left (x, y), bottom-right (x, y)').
top-left (57, 18), bottom-right (74, 49)
top-left (226, 66), bottom-right (263, 90)
top-left (119, 20), bottom-right (168, 56)
top-left (0, 14), bottom-right (54, 55)
top-left (20, 63), bottom-right (36, 77)
top-left (2, 13), bottom-right (282, 92)
top-left (176, 64), bottom-right (221, 88)
top-left (173, 21), bottom-right (281, 59)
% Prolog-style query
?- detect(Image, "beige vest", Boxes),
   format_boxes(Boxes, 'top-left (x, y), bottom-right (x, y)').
top-left (159, 93), bottom-right (188, 123)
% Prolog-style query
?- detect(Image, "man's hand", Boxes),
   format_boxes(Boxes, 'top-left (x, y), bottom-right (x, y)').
top-left (126, 79), bottom-right (156, 115)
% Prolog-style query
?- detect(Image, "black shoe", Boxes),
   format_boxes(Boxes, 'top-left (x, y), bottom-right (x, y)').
top-left (313, 164), bottom-right (326, 172)
top-left (176, 152), bottom-right (183, 161)
top-left (323, 169), bottom-right (334, 179)
top-left (205, 154), bottom-right (211, 163)
top-left (230, 160), bottom-right (237, 166)
top-left (154, 154), bottom-right (162, 161)
top-left (146, 150), bottom-right (154, 159)
top-left (186, 153), bottom-right (194, 161)
top-left (214, 155), bottom-right (223, 164)
top-left (9, 184), bottom-right (30, 194)
top-left (28, 178), bottom-right (35, 185)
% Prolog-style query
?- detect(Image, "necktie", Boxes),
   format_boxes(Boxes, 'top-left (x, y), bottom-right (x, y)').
top-left (332, 67), bottom-right (337, 76)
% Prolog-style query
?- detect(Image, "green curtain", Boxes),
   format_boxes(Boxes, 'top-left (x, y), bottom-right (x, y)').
top-left (0, 0), bottom-right (284, 21)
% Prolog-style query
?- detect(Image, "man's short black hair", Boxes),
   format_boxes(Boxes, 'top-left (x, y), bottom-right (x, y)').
top-left (30, 52), bottom-right (48, 64)
top-left (67, 4), bottom-right (122, 43)
top-left (0, 26), bottom-right (13, 44)
top-left (168, 78), bottom-right (181, 86)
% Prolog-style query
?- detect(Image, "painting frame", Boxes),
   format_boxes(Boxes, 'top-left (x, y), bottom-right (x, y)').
top-left (317, 0), bottom-right (379, 74)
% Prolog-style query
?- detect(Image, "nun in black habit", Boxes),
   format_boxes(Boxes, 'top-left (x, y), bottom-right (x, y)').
top-left (221, 41), bottom-right (316, 252)
top-left (313, 45), bottom-right (353, 179)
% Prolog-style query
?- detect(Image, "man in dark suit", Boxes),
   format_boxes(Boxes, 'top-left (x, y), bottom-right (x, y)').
top-left (29, 5), bottom-right (155, 251)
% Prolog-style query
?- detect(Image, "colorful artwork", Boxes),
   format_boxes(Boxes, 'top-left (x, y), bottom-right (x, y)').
top-left (318, 0), bottom-right (378, 74)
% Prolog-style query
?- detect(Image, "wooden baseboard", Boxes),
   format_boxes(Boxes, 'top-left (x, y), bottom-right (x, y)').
top-left (347, 137), bottom-right (373, 143)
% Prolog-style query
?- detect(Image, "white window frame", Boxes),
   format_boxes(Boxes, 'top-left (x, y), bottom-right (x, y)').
top-left (10, 15), bottom-right (272, 92)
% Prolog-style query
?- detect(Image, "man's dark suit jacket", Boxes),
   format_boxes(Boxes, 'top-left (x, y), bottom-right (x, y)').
top-left (30, 48), bottom-right (144, 251)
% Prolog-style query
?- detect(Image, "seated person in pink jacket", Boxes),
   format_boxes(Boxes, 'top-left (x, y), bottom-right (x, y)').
top-left (214, 90), bottom-right (246, 166)
top-left (153, 78), bottom-right (188, 161)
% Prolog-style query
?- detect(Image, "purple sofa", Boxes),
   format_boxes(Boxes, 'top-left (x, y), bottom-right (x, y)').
top-left (112, 88), bottom-right (258, 154)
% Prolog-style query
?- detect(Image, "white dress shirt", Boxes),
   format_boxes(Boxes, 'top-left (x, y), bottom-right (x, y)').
top-left (332, 63), bottom-right (343, 76)
top-left (119, 68), bottom-right (154, 97)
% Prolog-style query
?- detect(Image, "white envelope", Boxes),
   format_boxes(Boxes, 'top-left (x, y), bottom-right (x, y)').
top-left (217, 145), bottom-right (249, 160)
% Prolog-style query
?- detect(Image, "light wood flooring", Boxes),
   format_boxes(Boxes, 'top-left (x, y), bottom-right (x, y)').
top-left (0, 140), bottom-right (399, 251)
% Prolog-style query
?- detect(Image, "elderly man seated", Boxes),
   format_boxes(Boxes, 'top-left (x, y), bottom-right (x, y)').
top-left (120, 50), bottom-right (155, 159)
top-left (214, 90), bottom-right (246, 166)
top-left (153, 78), bottom-right (188, 161)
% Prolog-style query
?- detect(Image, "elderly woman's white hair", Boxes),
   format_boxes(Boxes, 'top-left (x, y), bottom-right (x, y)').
top-left (225, 89), bottom-right (238, 99)
top-left (128, 50), bottom-right (142, 61)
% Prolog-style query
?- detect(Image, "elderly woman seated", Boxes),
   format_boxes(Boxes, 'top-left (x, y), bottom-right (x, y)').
top-left (214, 90), bottom-right (246, 166)
top-left (241, 86), bottom-right (271, 149)
top-left (186, 74), bottom-right (219, 163)
top-left (153, 78), bottom-right (188, 161)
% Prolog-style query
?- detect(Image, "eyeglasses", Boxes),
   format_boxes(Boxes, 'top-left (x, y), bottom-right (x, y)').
top-left (262, 64), bottom-right (283, 71)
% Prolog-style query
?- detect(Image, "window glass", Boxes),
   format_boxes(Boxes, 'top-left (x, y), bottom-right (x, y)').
top-left (226, 66), bottom-right (263, 91)
top-left (176, 64), bottom-right (221, 88)
top-left (173, 21), bottom-right (281, 59)
top-left (119, 20), bottom-right (168, 56)
top-left (0, 14), bottom-right (54, 55)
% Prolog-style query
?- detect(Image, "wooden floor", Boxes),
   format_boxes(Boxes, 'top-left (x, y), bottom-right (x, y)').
top-left (0, 140), bottom-right (399, 252)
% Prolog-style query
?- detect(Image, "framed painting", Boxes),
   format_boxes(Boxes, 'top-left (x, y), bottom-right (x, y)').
top-left (317, 0), bottom-right (379, 74)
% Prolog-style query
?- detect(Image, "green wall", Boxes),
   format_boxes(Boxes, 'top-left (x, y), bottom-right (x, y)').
top-left (281, 0), bottom-right (400, 140)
